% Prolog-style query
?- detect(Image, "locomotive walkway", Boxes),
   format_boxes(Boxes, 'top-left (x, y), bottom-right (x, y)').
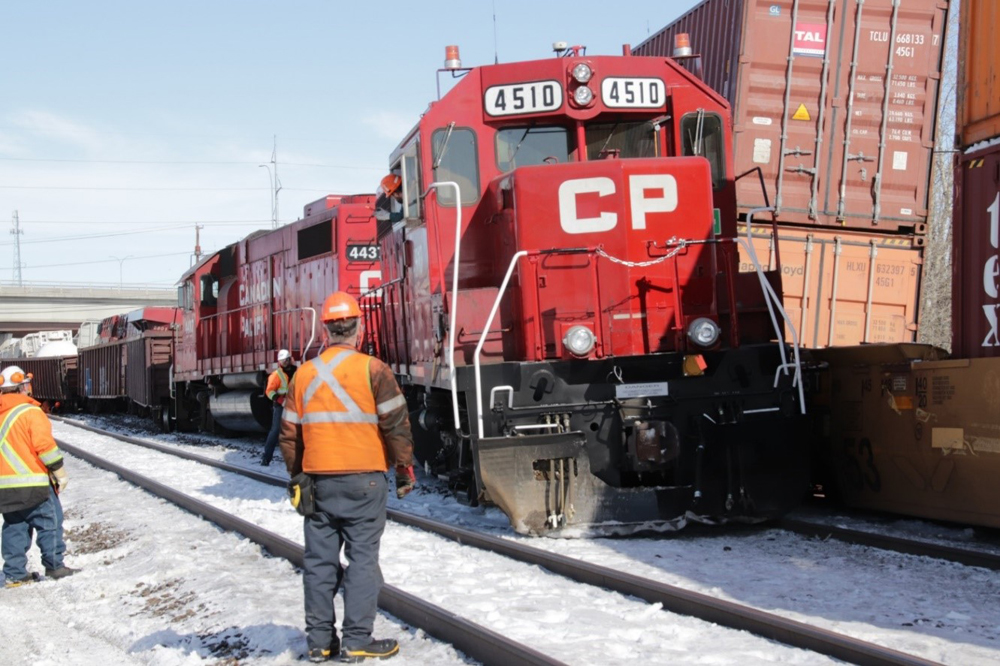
top-left (0, 282), bottom-right (175, 333)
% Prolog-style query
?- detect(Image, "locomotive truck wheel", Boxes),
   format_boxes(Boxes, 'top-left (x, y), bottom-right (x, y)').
top-left (158, 402), bottom-right (174, 433)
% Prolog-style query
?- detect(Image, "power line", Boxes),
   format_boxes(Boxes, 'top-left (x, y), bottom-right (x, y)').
top-left (17, 250), bottom-right (191, 270)
top-left (16, 219), bottom-right (271, 225)
top-left (0, 156), bottom-right (382, 170)
top-left (0, 224), bottom-right (248, 247)
top-left (0, 185), bottom-right (335, 192)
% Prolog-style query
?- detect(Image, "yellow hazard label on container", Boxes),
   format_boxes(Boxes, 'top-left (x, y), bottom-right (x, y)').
top-left (792, 103), bottom-right (811, 121)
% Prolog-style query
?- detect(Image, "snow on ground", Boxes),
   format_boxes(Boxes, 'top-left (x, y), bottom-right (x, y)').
top-left (2, 417), bottom-right (998, 664)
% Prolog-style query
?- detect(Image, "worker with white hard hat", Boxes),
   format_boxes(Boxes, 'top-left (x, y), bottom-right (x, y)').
top-left (261, 349), bottom-right (296, 466)
top-left (0, 365), bottom-right (78, 587)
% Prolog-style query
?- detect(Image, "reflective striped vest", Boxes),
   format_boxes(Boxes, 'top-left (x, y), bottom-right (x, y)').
top-left (0, 402), bottom-right (62, 491)
top-left (265, 367), bottom-right (290, 405)
top-left (283, 347), bottom-right (387, 473)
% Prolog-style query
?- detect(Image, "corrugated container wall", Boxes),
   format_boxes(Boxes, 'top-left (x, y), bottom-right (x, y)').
top-left (957, 0), bottom-right (1000, 147)
top-left (635, 0), bottom-right (949, 234)
top-left (739, 224), bottom-right (922, 346)
top-left (952, 141), bottom-right (1000, 357)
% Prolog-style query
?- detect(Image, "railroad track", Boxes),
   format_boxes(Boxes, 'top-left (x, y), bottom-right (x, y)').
top-left (54, 433), bottom-right (564, 666)
top-left (55, 416), bottom-right (953, 666)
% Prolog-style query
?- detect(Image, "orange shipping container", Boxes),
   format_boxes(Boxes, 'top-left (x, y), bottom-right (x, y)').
top-left (739, 225), bottom-right (922, 347)
top-left (957, 0), bottom-right (1000, 147)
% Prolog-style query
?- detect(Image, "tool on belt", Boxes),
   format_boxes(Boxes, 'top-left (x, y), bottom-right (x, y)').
top-left (287, 473), bottom-right (316, 517)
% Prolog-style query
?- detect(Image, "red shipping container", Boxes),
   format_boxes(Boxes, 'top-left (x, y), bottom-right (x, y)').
top-left (952, 140), bottom-right (1000, 357)
top-left (634, 0), bottom-right (949, 233)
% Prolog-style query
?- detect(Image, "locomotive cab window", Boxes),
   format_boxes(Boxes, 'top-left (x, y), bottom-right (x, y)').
top-left (298, 220), bottom-right (333, 260)
top-left (178, 282), bottom-right (194, 311)
top-left (495, 126), bottom-right (570, 172)
top-left (432, 126), bottom-right (479, 206)
top-left (585, 121), bottom-right (658, 160)
top-left (680, 112), bottom-right (725, 189)
top-left (200, 274), bottom-right (218, 307)
top-left (400, 144), bottom-right (421, 223)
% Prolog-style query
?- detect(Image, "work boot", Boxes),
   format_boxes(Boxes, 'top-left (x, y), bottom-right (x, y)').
top-left (45, 566), bottom-right (79, 580)
top-left (4, 572), bottom-right (40, 588)
top-left (340, 639), bottom-right (399, 662)
top-left (307, 638), bottom-right (340, 662)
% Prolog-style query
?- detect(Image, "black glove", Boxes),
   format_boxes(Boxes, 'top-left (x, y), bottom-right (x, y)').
top-left (287, 473), bottom-right (316, 516)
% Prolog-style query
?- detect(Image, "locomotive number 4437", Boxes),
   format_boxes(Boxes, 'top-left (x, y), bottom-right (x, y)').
top-left (346, 244), bottom-right (380, 262)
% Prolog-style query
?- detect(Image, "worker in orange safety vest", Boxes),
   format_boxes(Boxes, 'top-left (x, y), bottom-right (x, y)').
top-left (279, 290), bottom-right (414, 663)
top-left (0, 365), bottom-right (78, 587)
top-left (261, 348), bottom-right (296, 466)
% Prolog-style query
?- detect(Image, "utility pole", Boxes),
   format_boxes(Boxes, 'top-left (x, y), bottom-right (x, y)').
top-left (10, 211), bottom-right (23, 286)
top-left (193, 223), bottom-right (204, 264)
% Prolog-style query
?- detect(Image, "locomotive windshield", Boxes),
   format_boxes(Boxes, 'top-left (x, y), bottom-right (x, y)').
top-left (495, 126), bottom-right (570, 171)
top-left (585, 121), bottom-right (658, 160)
top-left (680, 112), bottom-right (726, 189)
top-left (431, 126), bottom-right (480, 206)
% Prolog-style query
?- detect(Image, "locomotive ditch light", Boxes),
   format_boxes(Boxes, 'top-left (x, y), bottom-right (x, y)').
top-left (687, 317), bottom-right (720, 348)
top-left (562, 325), bottom-right (596, 357)
top-left (572, 85), bottom-right (594, 107)
top-left (571, 62), bottom-right (593, 83)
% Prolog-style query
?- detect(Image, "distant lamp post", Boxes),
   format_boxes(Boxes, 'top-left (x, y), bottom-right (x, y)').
top-left (110, 254), bottom-right (134, 289)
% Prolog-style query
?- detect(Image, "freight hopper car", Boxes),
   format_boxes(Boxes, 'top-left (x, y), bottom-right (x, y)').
top-left (77, 307), bottom-right (180, 425)
top-left (168, 195), bottom-right (381, 433)
top-left (366, 46), bottom-right (811, 535)
top-left (0, 341), bottom-right (79, 413)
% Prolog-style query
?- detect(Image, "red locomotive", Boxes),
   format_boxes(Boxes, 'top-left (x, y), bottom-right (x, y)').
top-left (365, 45), bottom-right (809, 534)
top-left (167, 194), bottom-right (382, 433)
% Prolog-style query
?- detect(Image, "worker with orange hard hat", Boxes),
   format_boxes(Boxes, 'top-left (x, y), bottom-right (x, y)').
top-left (279, 290), bottom-right (414, 662)
top-left (374, 172), bottom-right (403, 229)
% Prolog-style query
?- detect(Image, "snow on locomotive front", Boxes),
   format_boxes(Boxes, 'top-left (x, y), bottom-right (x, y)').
top-left (373, 46), bottom-right (809, 535)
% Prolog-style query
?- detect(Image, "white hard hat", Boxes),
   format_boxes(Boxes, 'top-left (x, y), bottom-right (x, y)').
top-left (277, 349), bottom-right (291, 362)
top-left (1, 365), bottom-right (28, 389)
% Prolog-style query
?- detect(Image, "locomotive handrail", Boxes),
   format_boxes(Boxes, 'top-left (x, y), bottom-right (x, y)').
top-left (740, 207), bottom-right (806, 414)
top-left (424, 181), bottom-right (467, 438)
top-left (474, 250), bottom-right (529, 439)
top-left (270, 306), bottom-right (317, 362)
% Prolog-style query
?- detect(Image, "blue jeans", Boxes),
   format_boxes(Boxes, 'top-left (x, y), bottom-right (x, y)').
top-left (262, 402), bottom-right (282, 465)
top-left (304, 472), bottom-right (387, 652)
top-left (2, 487), bottom-right (65, 581)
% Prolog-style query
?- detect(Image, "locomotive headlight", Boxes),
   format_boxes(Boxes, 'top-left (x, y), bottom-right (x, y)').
top-left (571, 63), bottom-right (593, 83)
top-left (573, 85), bottom-right (594, 106)
top-left (563, 325), bottom-right (596, 356)
top-left (687, 317), bottom-right (720, 348)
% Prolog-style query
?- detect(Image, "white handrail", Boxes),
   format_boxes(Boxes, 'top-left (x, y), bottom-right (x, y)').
top-left (474, 250), bottom-right (528, 439)
top-left (424, 181), bottom-right (464, 437)
top-left (738, 206), bottom-right (806, 414)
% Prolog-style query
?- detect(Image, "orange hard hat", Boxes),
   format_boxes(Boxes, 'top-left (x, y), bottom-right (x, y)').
top-left (321, 291), bottom-right (362, 322)
top-left (380, 174), bottom-right (402, 197)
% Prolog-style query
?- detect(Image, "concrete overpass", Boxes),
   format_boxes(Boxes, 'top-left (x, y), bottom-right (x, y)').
top-left (0, 283), bottom-right (177, 334)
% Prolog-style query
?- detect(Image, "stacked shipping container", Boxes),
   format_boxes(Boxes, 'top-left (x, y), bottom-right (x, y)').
top-left (952, 0), bottom-right (1000, 357)
top-left (635, 0), bottom-right (949, 347)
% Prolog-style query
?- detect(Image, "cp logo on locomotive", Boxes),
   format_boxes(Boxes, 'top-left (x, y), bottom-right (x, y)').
top-left (558, 174), bottom-right (678, 235)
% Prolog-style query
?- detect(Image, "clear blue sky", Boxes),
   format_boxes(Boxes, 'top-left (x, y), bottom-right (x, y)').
top-left (0, 1), bottom-right (699, 288)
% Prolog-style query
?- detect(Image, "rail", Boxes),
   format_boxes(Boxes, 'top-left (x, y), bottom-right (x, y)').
top-left (56, 419), bottom-right (950, 666)
top-left (56, 434), bottom-right (566, 666)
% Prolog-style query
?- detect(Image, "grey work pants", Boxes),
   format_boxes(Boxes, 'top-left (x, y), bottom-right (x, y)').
top-left (303, 472), bottom-right (387, 652)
